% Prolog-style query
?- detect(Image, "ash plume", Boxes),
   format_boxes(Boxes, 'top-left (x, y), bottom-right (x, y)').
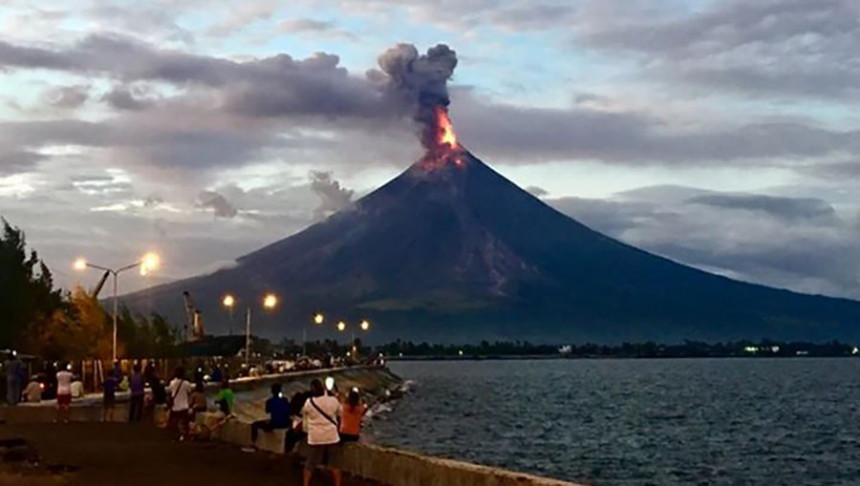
top-left (310, 171), bottom-right (354, 220)
top-left (376, 43), bottom-right (458, 153)
top-left (195, 191), bottom-right (238, 218)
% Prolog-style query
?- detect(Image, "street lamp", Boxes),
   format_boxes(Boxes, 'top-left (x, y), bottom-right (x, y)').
top-left (222, 294), bottom-right (235, 335)
top-left (242, 293), bottom-right (278, 367)
top-left (337, 319), bottom-right (371, 358)
top-left (304, 313), bottom-right (325, 356)
top-left (74, 252), bottom-right (161, 362)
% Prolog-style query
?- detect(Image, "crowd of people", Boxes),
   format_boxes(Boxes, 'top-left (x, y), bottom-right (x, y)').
top-left (4, 351), bottom-right (374, 484)
top-left (162, 367), bottom-right (368, 486)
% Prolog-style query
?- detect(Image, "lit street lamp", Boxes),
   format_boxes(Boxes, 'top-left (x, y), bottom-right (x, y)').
top-left (241, 293), bottom-right (278, 366)
top-left (74, 252), bottom-right (161, 362)
top-left (222, 294), bottom-right (235, 335)
top-left (304, 313), bottom-right (325, 356)
top-left (336, 319), bottom-right (372, 357)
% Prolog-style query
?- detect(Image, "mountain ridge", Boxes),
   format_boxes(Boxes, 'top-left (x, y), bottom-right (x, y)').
top-left (123, 149), bottom-right (860, 343)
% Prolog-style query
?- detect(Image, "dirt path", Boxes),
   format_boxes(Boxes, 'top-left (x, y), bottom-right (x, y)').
top-left (1, 422), bottom-right (383, 486)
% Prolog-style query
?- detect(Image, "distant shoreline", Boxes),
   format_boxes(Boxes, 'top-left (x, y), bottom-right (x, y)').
top-left (388, 354), bottom-right (859, 361)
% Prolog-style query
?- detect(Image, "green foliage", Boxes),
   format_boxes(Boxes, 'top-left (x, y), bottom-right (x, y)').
top-left (27, 287), bottom-right (113, 360)
top-left (0, 219), bottom-right (63, 348)
top-left (117, 306), bottom-right (180, 358)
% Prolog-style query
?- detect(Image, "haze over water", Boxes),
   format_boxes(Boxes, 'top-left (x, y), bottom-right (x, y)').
top-left (369, 359), bottom-right (860, 485)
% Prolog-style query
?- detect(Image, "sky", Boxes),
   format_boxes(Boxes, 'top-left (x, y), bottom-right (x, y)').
top-left (1, 0), bottom-right (859, 300)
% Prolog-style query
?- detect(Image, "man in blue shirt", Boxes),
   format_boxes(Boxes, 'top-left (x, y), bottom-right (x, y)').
top-left (250, 383), bottom-right (291, 446)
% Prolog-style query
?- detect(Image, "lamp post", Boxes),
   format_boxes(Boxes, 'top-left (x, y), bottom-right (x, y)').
top-left (74, 252), bottom-right (160, 362)
top-left (304, 313), bottom-right (324, 357)
top-left (222, 294), bottom-right (235, 335)
top-left (336, 319), bottom-right (371, 358)
top-left (243, 293), bottom-right (278, 367)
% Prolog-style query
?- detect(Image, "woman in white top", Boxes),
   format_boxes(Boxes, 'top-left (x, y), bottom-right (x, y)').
top-left (302, 379), bottom-right (343, 486)
top-left (56, 364), bottom-right (74, 423)
top-left (167, 367), bottom-right (194, 441)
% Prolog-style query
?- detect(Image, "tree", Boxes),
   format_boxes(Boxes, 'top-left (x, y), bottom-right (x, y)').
top-left (27, 287), bottom-right (113, 360)
top-left (0, 219), bottom-right (63, 348)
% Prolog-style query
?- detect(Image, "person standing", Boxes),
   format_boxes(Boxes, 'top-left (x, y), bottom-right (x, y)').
top-left (302, 379), bottom-right (343, 486)
top-left (56, 364), bottom-right (74, 423)
top-left (167, 367), bottom-right (193, 441)
top-left (102, 371), bottom-right (117, 422)
top-left (339, 388), bottom-right (367, 442)
top-left (189, 382), bottom-right (208, 418)
top-left (4, 351), bottom-right (23, 405)
top-left (128, 363), bottom-right (145, 422)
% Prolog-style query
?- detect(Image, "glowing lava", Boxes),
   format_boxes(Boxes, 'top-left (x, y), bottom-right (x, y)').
top-left (437, 107), bottom-right (458, 149)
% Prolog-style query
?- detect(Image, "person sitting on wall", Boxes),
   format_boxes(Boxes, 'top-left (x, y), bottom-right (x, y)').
top-left (249, 383), bottom-right (291, 449)
top-left (23, 375), bottom-right (42, 403)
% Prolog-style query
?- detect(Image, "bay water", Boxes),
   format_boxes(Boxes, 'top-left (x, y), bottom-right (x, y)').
top-left (367, 358), bottom-right (860, 485)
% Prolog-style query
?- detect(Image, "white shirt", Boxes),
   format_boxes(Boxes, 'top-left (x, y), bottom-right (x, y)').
top-left (70, 381), bottom-right (84, 398)
top-left (302, 395), bottom-right (342, 445)
top-left (56, 371), bottom-right (73, 396)
top-left (167, 379), bottom-right (193, 411)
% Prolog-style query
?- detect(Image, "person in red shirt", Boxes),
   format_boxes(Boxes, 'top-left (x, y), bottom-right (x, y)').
top-left (339, 387), bottom-right (367, 442)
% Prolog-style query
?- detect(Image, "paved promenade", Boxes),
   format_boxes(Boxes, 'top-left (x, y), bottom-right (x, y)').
top-left (1, 422), bottom-right (382, 486)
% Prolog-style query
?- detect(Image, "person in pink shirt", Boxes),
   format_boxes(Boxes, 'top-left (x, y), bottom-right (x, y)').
top-left (301, 379), bottom-right (343, 486)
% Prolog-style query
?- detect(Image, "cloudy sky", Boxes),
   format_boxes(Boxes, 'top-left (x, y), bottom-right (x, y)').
top-left (1, 0), bottom-right (859, 300)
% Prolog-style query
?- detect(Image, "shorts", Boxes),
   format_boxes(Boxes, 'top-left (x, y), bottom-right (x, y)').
top-left (57, 394), bottom-right (71, 407)
top-left (304, 443), bottom-right (340, 470)
top-left (168, 409), bottom-right (190, 428)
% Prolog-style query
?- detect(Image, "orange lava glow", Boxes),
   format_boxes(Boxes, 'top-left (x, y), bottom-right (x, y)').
top-left (437, 107), bottom-right (458, 149)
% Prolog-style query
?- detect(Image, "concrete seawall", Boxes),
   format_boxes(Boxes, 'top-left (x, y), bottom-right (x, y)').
top-left (1, 366), bottom-right (585, 486)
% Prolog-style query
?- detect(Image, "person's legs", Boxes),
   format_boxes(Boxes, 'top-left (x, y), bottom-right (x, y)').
top-left (304, 445), bottom-right (323, 486)
top-left (7, 379), bottom-right (18, 405)
top-left (10, 380), bottom-right (21, 406)
top-left (129, 396), bottom-right (136, 421)
top-left (179, 412), bottom-right (190, 440)
top-left (331, 468), bottom-right (343, 486)
top-left (250, 419), bottom-right (274, 444)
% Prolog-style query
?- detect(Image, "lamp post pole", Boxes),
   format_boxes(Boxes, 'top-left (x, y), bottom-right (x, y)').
top-left (245, 307), bottom-right (252, 367)
top-left (75, 255), bottom-right (159, 362)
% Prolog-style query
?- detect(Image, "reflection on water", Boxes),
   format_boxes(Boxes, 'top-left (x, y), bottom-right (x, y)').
top-left (367, 359), bottom-right (860, 485)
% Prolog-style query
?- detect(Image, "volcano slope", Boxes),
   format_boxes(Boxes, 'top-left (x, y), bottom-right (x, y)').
top-left (123, 150), bottom-right (860, 344)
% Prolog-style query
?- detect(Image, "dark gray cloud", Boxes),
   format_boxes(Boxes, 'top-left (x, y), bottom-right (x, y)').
top-left (689, 194), bottom-right (837, 222)
top-left (580, 0), bottom-right (860, 99)
top-left (452, 89), bottom-right (860, 165)
top-left (0, 151), bottom-right (45, 176)
top-left (42, 85), bottom-right (89, 109)
top-left (526, 186), bottom-right (548, 197)
top-left (548, 187), bottom-right (860, 299)
top-left (0, 34), bottom-right (388, 120)
top-left (803, 160), bottom-right (860, 181)
top-left (309, 171), bottom-right (354, 220)
top-left (195, 191), bottom-right (238, 218)
top-left (100, 86), bottom-right (153, 111)
top-left (277, 18), bottom-right (358, 40)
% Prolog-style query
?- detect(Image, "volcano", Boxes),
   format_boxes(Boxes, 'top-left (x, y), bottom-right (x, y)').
top-left (124, 144), bottom-right (860, 344)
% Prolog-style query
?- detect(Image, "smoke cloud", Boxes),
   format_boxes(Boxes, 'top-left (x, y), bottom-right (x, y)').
top-left (309, 171), bottom-right (354, 220)
top-left (376, 43), bottom-right (458, 152)
top-left (195, 191), bottom-right (238, 218)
